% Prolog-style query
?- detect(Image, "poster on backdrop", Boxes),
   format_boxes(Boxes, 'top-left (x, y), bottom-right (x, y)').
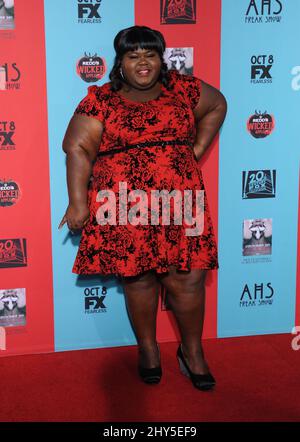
top-left (0, 0), bottom-right (14, 30)
top-left (243, 219), bottom-right (272, 256)
top-left (0, 288), bottom-right (26, 327)
top-left (164, 47), bottom-right (193, 75)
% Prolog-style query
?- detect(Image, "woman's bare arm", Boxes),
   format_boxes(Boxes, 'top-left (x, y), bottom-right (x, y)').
top-left (58, 114), bottom-right (103, 231)
top-left (193, 82), bottom-right (227, 160)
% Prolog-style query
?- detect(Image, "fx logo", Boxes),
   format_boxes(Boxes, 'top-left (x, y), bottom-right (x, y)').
top-left (0, 122), bottom-right (15, 147)
top-left (78, 1), bottom-right (101, 19)
top-left (0, 327), bottom-right (6, 350)
top-left (251, 55), bottom-right (273, 80)
top-left (0, 131), bottom-right (14, 146)
top-left (85, 296), bottom-right (106, 310)
top-left (84, 286), bottom-right (107, 311)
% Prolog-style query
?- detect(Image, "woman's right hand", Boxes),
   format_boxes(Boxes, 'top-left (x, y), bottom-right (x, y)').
top-left (58, 204), bottom-right (90, 233)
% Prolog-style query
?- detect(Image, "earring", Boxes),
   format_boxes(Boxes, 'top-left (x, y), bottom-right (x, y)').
top-left (120, 68), bottom-right (125, 80)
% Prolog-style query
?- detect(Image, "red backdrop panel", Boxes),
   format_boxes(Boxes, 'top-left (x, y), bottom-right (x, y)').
top-left (0, 0), bottom-right (54, 356)
top-left (135, 0), bottom-right (221, 339)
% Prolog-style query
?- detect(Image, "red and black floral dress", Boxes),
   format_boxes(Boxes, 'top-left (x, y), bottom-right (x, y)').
top-left (72, 69), bottom-right (218, 277)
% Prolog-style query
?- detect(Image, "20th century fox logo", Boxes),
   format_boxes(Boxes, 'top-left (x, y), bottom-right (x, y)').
top-left (85, 287), bottom-right (107, 313)
top-left (78, 0), bottom-right (102, 24)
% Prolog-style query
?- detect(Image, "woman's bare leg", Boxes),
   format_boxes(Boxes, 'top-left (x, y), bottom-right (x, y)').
top-left (121, 270), bottom-right (161, 368)
top-left (158, 266), bottom-right (209, 374)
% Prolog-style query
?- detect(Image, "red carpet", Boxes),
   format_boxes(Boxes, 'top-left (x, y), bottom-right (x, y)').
top-left (0, 334), bottom-right (299, 422)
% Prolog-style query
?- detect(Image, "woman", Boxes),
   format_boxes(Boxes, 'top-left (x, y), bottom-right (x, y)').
top-left (59, 26), bottom-right (227, 390)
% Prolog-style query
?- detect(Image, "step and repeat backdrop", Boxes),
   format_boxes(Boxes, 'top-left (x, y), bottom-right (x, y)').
top-left (0, 0), bottom-right (299, 356)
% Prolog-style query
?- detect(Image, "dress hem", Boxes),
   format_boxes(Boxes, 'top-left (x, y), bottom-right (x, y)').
top-left (72, 263), bottom-right (219, 278)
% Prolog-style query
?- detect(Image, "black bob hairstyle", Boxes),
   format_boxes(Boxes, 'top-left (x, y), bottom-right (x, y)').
top-left (109, 26), bottom-right (169, 91)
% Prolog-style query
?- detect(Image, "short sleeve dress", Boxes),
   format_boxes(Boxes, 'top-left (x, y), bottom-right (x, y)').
top-left (72, 70), bottom-right (218, 277)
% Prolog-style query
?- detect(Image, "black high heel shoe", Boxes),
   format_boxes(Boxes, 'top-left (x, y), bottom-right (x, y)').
top-left (138, 365), bottom-right (162, 384)
top-left (138, 345), bottom-right (162, 384)
top-left (177, 344), bottom-right (216, 391)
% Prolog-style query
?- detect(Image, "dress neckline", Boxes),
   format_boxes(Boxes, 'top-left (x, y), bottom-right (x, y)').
top-left (115, 83), bottom-right (165, 105)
